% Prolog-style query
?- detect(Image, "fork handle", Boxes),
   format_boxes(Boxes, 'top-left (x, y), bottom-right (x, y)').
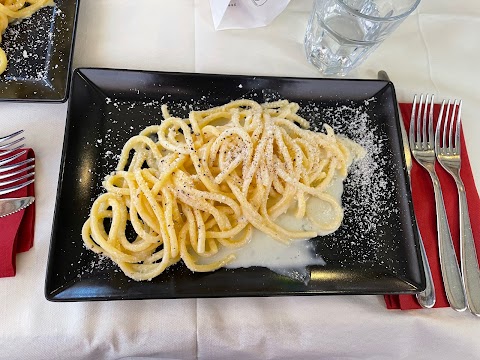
top-left (458, 184), bottom-right (480, 316)
top-left (431, 174), bottom-right (467, 311)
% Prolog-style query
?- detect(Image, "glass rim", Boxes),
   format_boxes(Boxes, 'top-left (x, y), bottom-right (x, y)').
top-left (333, 0), bottom-right (422, 22)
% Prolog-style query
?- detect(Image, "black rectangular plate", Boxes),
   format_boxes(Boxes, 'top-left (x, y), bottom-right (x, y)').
top-left (45, 68), bottom-right (425, 301)
top-left (0, 0), bottom-right (79, 102)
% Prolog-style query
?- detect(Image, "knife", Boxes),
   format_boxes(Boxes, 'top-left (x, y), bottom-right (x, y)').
top-left (378, 70), bottom-right (436, 308)
top-left (0, 196), bottom-right (35, 217)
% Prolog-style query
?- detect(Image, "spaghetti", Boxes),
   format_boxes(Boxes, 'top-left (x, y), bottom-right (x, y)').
top-left (82, 99), bottom-right (364, 281)
top-left (0, 0), bottom-right (53, 74)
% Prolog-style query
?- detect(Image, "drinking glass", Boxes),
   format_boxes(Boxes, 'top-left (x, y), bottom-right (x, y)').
top-left (304, 0), bottom-right (421, 76)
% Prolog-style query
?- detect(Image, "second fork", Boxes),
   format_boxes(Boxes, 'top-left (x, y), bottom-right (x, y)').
top-left (435, 100), bottom-right (480, 316)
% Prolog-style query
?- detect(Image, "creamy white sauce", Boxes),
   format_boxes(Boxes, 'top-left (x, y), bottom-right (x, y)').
top-left (225, 176), bottom-right (342, 268)
top-left (195, 175), bottom-right (343, 283)
top-left (200, 137), bottom-right (365, 283)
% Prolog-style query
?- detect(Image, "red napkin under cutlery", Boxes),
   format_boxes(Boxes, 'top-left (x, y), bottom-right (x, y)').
top-left (0, 149), bottom-right (36, 278)
top-left (384, 103), bottom-right (480, 310)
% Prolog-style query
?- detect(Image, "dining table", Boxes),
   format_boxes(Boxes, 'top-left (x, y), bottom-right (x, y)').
top-left (1, 0), bottom-right (480, 359)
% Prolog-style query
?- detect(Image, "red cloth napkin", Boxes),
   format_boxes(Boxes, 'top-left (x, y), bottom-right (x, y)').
top-left (384, 103), bottom-right (480, 309)
top-left (0, 149), bottom-right (36, 278)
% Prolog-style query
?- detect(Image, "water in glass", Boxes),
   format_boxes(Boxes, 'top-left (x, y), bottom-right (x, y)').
top-left (304, 0), bottom-right (419, 76)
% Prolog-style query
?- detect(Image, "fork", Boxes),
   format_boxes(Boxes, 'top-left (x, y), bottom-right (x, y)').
top-left (435, 100), bottom-right (480, 316)
top-left (409, 94), bottom-right (467, 312)
top-left (0, 130), bottom-right (35, 196)
top-left (0, 130), bottom-right (25, 154)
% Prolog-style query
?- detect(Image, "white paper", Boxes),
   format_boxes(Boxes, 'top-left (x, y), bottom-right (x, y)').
top-left (209, 0), bottom-right (291, 30)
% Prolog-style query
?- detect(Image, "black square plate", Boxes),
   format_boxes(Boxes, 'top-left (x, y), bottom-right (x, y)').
top-left (45, 68), bottom-right (425, 301)
top-left (0, 0), bottom-right (79, 102)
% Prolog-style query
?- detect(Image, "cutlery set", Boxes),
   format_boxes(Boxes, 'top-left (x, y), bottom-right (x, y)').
top-left (0, 130), bottom-right (35, 217)
top-left (410, 94), bottom-right (480, 315)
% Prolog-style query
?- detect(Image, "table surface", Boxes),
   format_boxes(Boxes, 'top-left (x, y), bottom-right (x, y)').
top-left (1, 1), bottom-right (480, 359)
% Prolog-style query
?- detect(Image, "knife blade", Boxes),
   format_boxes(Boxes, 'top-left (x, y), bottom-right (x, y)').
top-left (0, 196), bottom-right (35, 217)
top-left (377, 70), bottom-right (436, 308)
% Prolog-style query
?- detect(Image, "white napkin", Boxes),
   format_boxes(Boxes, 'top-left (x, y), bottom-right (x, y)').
top-left (209, 0), bottom-right (291, 30)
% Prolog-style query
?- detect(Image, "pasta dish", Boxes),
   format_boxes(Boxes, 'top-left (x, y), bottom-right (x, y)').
top-left (82, 99), bottom-right (364, 281)
top-left (0, 0), bottom-right (53, 75)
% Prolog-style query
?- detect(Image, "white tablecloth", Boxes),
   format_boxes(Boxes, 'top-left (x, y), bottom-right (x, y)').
top-left (1, 1), bottom-right (480, 359)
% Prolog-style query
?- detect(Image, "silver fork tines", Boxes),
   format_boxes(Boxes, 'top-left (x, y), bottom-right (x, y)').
top-left (0, 130), bottom-right (24, 144)
top-left (409, 94), bottom-right (467, 312)
top-left (0, 130), bottom-right (35, 197)
top-left (0, 136), bottom-right (25, 151)
top-left (0, 150), bottom-right (28, 167)
top-left (435, 99), bottom-right (480, 316)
